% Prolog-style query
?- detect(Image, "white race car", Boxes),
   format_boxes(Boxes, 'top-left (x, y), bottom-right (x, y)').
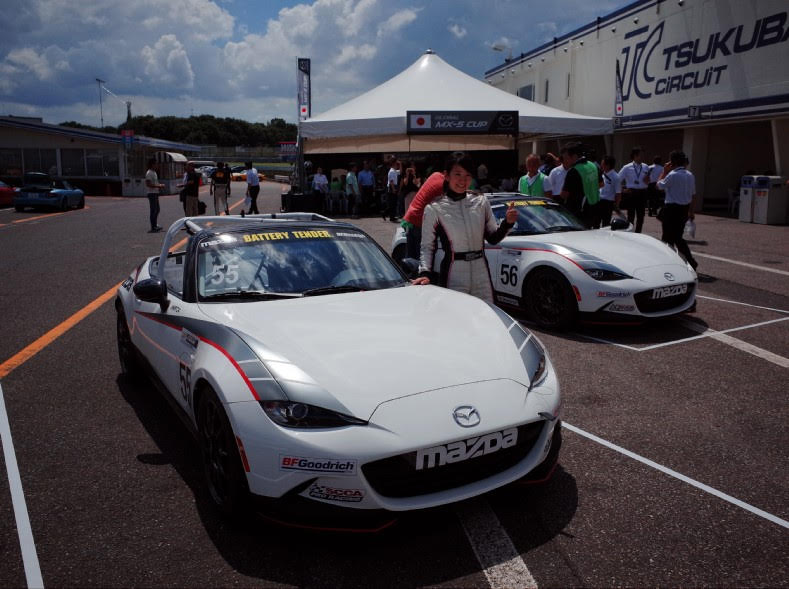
top-left (393, 194), bottom-right (697, 329)
top-left (116, 214), bottom-right (561, 529)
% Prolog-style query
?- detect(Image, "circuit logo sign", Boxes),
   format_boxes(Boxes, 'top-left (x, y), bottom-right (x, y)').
top-left (617, 11), bottom-right (789, 104)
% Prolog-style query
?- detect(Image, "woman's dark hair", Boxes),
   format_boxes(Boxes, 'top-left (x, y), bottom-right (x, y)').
top-left (443, 153), bottom-right (475, 176)
top-left (669, 150), bottom-right (687, 166)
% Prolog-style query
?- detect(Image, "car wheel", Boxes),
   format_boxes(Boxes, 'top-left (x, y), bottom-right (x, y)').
top-left (524, 268), bottom-right (577, 329)
top-left (77, 196), bottom-right (85, 209)
top-left (196, 385), bottom-right (250, 518)
top-left (116, 308), bottom-right (142, 379)
top-left (60, 197), bottom-right (68, 211)
top-left (14, 205), bottom-right (24, 212)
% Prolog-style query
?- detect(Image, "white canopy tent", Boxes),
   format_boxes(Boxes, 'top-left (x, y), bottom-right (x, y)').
top-left (300, 50), bottom-right (612, 154)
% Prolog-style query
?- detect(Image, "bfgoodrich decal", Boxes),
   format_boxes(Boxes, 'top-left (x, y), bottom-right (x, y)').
top-left (279, 455), bottom-right (357, 475)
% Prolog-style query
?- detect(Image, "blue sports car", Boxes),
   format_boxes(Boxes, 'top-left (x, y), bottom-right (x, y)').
top-left (13, 172), bottom-right (85, 212)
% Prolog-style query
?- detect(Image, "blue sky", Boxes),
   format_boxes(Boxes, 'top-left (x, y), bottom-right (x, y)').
top-left (0, 0), bottom-right (621, 127)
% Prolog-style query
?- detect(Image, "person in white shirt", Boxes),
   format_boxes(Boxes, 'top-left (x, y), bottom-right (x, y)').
top-left (647, 156), bottom-right (664, 217)
top-left (312, 166), bottom-right (329, 212)
top-left (657, 150), bottom-right (697, 270)
top-left (618, 147), bottom-right (651, 232)
top-left (144, 158), bottom-right (164, 232)
top-left (245, 161), bottom-right (260, 214)
top-left (386, 159), bottom-right (401, 222)
top-left (544, 147), bottom-right (569, 199)
top-left (598, 156), bottom-right (622, 228)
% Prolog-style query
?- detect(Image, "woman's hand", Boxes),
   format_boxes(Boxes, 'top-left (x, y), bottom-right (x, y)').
top-left (505, 202), bottom-right (518, 224)
top-left (411, 276), bottom-right (430, 285)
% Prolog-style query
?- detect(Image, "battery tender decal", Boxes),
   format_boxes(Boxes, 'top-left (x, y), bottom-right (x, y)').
top-left (242, 229), bottom-right (332, 243)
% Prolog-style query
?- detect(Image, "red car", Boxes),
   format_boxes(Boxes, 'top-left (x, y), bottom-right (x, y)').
top-left (0, 180), bottom-right (16, 207)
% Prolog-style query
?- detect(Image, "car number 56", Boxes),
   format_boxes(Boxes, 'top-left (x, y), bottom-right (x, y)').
top-left (500, 264), bottom-right (518, 287)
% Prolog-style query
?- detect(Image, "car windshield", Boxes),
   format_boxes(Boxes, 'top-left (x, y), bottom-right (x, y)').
top-left (197, 226), bottom-right (406, 300)
top-left (490, 199), bottom-right (585, 234)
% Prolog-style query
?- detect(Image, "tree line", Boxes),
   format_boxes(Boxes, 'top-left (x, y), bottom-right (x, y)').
top-left (60, 115), bottom-right (297, 147)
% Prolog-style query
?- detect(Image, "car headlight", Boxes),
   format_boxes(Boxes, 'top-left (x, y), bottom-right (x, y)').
top-left (522, 336), bottom-right (548, 391)
top-left (260, 401), bottom-right (367, 428)
top-left (584, 268), bottom-right (631, 281)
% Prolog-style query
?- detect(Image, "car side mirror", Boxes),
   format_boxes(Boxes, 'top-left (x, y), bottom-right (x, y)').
top-left (399, 257), bottom-right (420, 278)
top-left (610, 216), bottom-right (630, 231)
top-left (133, 278), bottom-right (170, 311)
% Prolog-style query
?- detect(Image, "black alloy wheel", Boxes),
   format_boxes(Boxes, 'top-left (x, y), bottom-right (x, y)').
top-left (197, 386), bottom-right (249, 518)
top-left (116, 308), bottom-right (141, 379)
top-left (524, 268), bottom-right (577, 329)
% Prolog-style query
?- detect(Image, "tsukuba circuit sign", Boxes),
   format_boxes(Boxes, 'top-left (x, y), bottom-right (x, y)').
top-left (407, 111), bottom-right (519, 135)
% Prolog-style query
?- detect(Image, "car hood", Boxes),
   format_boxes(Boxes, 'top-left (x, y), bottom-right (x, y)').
top-left (503, 229), bottom-right (689, 275)
top-left (198, 286), bottom-right (530, 419)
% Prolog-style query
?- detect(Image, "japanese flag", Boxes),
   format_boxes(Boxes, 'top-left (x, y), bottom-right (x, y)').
top-left (409, 114), bottom-right (431, 129)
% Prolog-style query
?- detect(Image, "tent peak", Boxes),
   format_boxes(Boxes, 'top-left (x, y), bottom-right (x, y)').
top-left (424, 48), bottom-right (435, 55)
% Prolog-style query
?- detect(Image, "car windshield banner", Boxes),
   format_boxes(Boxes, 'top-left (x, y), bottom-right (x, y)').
top-left (407, 111), bottom-right (518, 135)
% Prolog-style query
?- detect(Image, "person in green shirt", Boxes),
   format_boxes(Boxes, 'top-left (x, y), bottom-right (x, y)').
top-left (517, 154), bottom-right (547, 196)
top-left (560, 142), bottom-right (603, 227)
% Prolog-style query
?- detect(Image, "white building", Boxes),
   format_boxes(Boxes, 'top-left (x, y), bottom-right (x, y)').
top-left (485, 0), bottom-right (789, 214)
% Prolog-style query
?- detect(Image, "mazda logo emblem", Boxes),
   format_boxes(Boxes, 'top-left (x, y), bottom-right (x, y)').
top-left (453, 406), bottom-right (481, 428)
top-left (664, 272), bottom-right (675, 281)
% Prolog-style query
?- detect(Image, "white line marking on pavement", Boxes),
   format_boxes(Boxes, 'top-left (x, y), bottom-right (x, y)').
top-left (678, 319), bottom-right (789, 368)
top-left (0, 384), bottom-right (44, 588)
top-left (692, 252), bottom-right (789, 276)
top-left (696, 295), bottom-right (789, 314)
top-left (636, 316), bottom-right (789, 351)
top-left (562, 422), bottom-right (789, 530)
top-left (457, 498), bottom-right (537, 588)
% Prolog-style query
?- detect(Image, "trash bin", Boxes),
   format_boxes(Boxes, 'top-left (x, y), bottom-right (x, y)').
top-left (738, 175), bottom-right (755, 222)
top-left (752, 176), bottom-right (787, 225)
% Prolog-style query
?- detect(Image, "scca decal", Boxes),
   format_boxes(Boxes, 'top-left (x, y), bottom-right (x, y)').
top-left (279, 455), bottom-right (357, 475)
top-left (307, 483), bottom-right (364, 503)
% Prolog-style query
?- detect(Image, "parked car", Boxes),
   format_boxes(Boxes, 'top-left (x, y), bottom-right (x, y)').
top-left (116, 213), bottom-right (561, 527)
top-left (392, 193), bottom-right (697, 328)
top-left (0, 180), bottom-right (15, 207)
top-left (13, 172), bottom-right (84, 212)
top-left (231, 169), bottom-right (265, 182)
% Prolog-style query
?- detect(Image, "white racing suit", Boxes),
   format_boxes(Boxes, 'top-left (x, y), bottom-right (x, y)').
top-left (419, 192), bottom-right (512, 303)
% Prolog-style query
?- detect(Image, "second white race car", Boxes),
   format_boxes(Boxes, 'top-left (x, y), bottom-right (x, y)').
top-left (392, 194), bottom-right (698, 328)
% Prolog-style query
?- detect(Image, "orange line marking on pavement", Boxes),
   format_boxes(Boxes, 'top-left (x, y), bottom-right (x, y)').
top-left (0, 233), bottom-right (189, 379)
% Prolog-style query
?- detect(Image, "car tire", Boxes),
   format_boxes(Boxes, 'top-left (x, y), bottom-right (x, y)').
top-left (77, 196), bottom-right (85, 209)
top-left (116, 308), bottom-right (142, 380)
top-left (524, 268), bottom-right (577, 329)
top-left (60, 197), bottom-right (68, 211)
top-left (14, 205), bottom-right (24, 212)
top-left (196, 385), bottom-right (250, 519)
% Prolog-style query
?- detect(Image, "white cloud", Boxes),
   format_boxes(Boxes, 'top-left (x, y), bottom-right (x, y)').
top-left (537, 22), bottom-right (558, 34)
top-left (448, 24), bottom-right (467, 39)
top-left (141, 35), bottom-right (194, 89)
top-left (377, 8), bottom-right (419, 38)
top-left (334, 44), bottom-right (377, 66)
top-left (6, 48), bottom-right (53, 80)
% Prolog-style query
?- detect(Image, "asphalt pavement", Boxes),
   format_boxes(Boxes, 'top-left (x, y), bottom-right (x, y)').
top-left (0, 183), bottom-right (786, 588)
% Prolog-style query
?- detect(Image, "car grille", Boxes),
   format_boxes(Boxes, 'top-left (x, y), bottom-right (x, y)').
top-left (361, 421), bottom-right (545, 498)
top-left (633, 282), bottom-right (695, 313)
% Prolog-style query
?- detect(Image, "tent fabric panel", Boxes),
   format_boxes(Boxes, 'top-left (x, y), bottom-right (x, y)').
top-left (303, 134), bottom-right (514, 154)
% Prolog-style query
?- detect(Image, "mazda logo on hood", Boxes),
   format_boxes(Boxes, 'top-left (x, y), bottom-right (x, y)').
top-left (664, 272), bottom-right (675, 281)
top-left (453, 406), bottom-right (480, 428)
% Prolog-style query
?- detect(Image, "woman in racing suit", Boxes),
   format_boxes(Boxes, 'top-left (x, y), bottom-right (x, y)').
top-left (412, 154), bottom-right (517, 303)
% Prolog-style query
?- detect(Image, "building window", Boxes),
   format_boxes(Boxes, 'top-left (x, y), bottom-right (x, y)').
top-left (85, 149), bottom-right (120, 176)
top-left (518, 84), bottom-right (535, 101)
top-left (544, 79), bottom-right (550, 103)
top-left (61, 148), bottom-right (85, 176)
top-left (22, 149), bottom-right (57, 175)
top-left (0, 148), bottom-right (23, 178)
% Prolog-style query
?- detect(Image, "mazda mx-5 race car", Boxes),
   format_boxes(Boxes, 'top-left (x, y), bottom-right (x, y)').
top-left (116, 213), bottom-right (561, 529)
top-left (392, 194), bottom-right (698, 329)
